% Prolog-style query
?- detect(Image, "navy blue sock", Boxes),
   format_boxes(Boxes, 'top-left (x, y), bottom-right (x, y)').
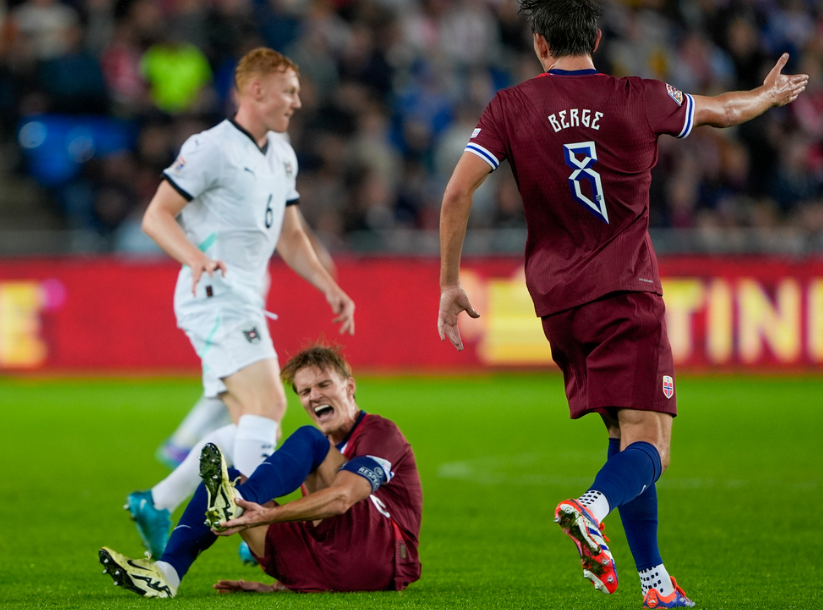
top-left (606, 438), bottom-right (663, 570)
top-left (160, 475), bottom-right (234, 579)
top-left (237, 426), bottom-right (331, 505)
top-left (590, 441), bottom-right (662, 511)
top-left (160, 426), bottom-right (330, 581)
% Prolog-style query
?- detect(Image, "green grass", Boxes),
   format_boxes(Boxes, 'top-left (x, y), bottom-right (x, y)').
top-left (1, 373), bottom-right (821, 609)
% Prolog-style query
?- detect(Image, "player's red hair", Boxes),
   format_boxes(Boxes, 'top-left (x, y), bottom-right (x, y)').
top-left (234, 47), bottom-right (299, 93)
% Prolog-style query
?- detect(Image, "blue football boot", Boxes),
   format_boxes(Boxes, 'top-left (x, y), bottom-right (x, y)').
top-left (124, 490), bottom-right (171, 558)
top-left (238, 541), bottom-right (258, 566)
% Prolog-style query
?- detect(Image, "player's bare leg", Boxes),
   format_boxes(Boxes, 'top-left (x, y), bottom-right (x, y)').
top-left (594, 410), bottom-right (692, 605)
top-left (221, 358), bottom-right (287, 476)
top-left (615, 409), bottom-right (672, 472)
top-left (556, 410), bottom-right (671, 595)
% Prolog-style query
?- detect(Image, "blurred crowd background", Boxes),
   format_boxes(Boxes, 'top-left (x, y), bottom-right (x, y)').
top-left (0, 0), bottom-right (822, 255)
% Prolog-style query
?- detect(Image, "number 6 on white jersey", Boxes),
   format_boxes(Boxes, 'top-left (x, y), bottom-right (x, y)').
top-left (563, 141), bottom-right (608, 224)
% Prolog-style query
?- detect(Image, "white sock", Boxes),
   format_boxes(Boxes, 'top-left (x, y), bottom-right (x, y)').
top-left (168, 395), bottom-right (232, 449)
top-left (577, 490), bottom-right (611, 523)
top-left (233, 415), bottom-right (278, 477)
top-left (152, 424), bottom-right (237, 512)
top-left (153, 561), bottom-right (180, 589)
top-left (640, 564), bottom-right (674, 597)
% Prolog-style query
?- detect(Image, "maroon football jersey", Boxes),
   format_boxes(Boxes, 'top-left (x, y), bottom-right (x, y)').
top-left (467, 69), bottom-right (695, 316)
top-left (259, 412), bottom-right (422, 592)
top-left (340, 413), bottom-right (423, 581)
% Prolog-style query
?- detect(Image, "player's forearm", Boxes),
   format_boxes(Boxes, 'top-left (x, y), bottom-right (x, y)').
top-left (694, 87), bottom-right (775, 128)
top-left (142, 206), bottom-right (202, 267)
top-left (265, 484), bottom-right (362, 524)
top-left (439, 192), bottom-right (472, 287)
top-left (277, 229), bottom-right (336, 294)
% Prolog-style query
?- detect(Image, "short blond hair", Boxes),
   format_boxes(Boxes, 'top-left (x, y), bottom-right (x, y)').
top-left (281, 345), bottom-right (352, 393)
top-left (234, 47), bottom-right (299, 93)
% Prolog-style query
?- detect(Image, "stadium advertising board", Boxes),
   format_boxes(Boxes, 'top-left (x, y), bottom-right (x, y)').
top-left (2, 256), bottom-right (823, 372)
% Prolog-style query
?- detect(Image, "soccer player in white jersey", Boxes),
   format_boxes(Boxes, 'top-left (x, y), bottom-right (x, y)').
top-left (125, 47), bottom-right (355, 559)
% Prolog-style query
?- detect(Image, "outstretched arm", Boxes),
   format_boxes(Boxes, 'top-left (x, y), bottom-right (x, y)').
top-left (438, 152), bottom-right (491, 350)
top-left (693, 53), bottom-right (808, 128)
top-left (277, 206), bottom-right (355, 334)
top-left (215, 470), bottom-right (372, 534)
top-left (142, 180), bottom-right (227, 295)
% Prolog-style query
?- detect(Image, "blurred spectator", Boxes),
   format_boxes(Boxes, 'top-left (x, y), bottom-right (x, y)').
top-left (10, 0), bottom-right (79, 61)
top-left (140, 32), bottom-right (213, 115)
top-left (37, 24), bottom-right (108, 114)
top-left (0, 0), bottom-right (820, 250)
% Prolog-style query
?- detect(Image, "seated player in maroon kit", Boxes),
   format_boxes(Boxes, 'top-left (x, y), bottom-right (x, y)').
top-left (99, 345), bottom-right (422, 597)
top-left (437, 0), bottom-right (807, 607)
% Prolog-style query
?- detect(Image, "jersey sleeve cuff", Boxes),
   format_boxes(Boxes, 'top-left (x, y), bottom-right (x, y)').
top-left (286, 198), bottom-right (300, 207)
top-left (676, 94), bottom-right (695, 139)
top-left (162, 173), bottom-right (194, 201)
top-left (465, 143), bottom-right (500, 170)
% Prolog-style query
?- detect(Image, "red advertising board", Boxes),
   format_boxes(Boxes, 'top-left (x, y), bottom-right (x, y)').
top-left (2, 255), bottom-right (823, 373)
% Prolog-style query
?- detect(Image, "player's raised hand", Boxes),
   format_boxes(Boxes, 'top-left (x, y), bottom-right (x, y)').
top-left (327, 287), bottom-right (355, 335)
top-left (213, 498), bottom-right (272, 535)
top-left (438, 285), bottom-right (479, 351)
top-left (190, 255), bottom-right (228, 295)
top-left (764, 53), bottom-right (808, 107)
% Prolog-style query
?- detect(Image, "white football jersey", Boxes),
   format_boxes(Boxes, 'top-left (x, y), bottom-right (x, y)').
top-left (164, 119), bottom-right (299, 311)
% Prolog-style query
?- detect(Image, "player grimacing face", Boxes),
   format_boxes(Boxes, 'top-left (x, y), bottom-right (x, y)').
top-left (257, 68), bottom-right (302, 133)
top-left (293, 365), bottom-right (359, 442)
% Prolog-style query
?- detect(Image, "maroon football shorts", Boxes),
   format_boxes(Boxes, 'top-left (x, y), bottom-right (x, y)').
top-left (255, 498), bottom-right (398, 592)
top-left (541, 291), bottom-right (677, 420)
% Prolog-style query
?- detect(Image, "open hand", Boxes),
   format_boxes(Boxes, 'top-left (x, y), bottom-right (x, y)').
top-left (213, 579), bottom-right (285, 594)
top-left (764, 53), bottom-right (808, 107)
top-left (327, 288), bottom-right (355, 335)
top-left (438, 285), bottom-right (479, 351)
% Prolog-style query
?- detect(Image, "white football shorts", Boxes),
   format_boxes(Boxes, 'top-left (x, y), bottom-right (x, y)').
top-left (180, 301), bottom-right (277, 398)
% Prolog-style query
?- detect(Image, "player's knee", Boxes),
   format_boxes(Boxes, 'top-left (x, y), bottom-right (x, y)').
top-left (659, 449), bottom-right (670, 473)
top-left (290, 426), bottom-right (330, 468)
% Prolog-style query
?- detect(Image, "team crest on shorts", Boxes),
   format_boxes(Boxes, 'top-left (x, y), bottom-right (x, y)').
top-left (666, 84), bottom-right (683, 106)
top-left (242, 326), bottom-right (261, 344)
top-left (662, 375), bottom-right (674, 399)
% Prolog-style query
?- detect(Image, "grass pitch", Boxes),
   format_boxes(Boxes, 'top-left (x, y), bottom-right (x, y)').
top-left (1, 373), bottom-right (821, 609)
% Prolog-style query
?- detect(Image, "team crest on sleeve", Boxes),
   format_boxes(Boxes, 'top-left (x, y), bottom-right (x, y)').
top-left (665, 84), bottom-right (683, 106)
top-left (662, 375), bottom-right (674, 399)
top-left (171, 156), bottom-right (187, 174)
top-left (471, 128), bottom-right (481, 139)
top-left (283, 161), bottom-right (294, 178)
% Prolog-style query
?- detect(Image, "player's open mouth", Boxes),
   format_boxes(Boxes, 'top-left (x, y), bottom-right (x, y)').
top-left (314, 404), bottom-right (334, 420)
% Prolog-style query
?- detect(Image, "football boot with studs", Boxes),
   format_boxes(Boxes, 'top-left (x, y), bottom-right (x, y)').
top-left (555, 498), bottom-right (618, 594)
top-left (99, 546), bottom-right (176, 598)
top-left (124, 490), bottom-right (171, 558)
top-left (199, 442), bottom-right (244, 531)
top-left (643, 576), bottom-right (695, 608)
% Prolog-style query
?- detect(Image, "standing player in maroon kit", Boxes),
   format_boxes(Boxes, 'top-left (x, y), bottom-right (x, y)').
top-left (438, 0), bottom-right (807, 607)
top-left (99, 346), bottom-right (422, 597)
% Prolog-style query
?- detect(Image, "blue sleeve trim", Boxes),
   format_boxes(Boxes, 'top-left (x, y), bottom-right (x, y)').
top-left (162, 173), bottom-right (194, 201)
top-left (465, 143), bottom-right (499, 170)
top-left (677, 94), bottom-right (695, 139)
top-left (340, 456), bottom-right (391, 493)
